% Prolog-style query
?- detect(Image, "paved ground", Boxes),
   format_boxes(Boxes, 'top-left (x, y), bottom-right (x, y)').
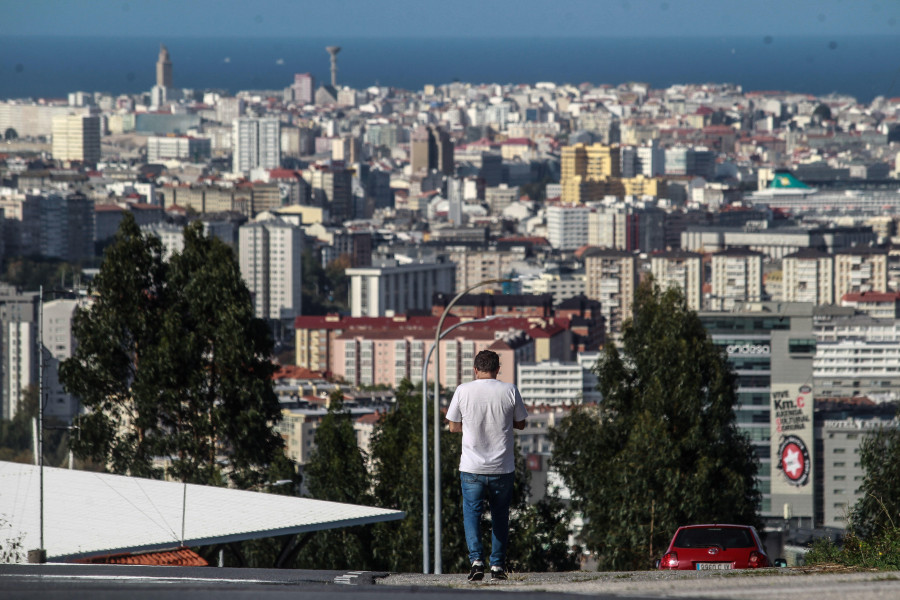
top-left (379, 567), bottom-right (900, 599)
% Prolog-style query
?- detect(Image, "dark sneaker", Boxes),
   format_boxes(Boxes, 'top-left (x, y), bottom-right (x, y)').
top-left (490, 566), bottom-right (507, 581)
top-left (467, 562), bottom-right (484, 581)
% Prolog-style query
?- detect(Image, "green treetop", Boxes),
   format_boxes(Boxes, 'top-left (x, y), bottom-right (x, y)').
top-left (60, 214), bottom-right (285, 488)
top-left (550, 278), bottom-right (760, 570)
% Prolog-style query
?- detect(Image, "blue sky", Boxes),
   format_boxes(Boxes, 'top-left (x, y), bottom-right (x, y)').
top-left (2, 0), bottom-right (898, 38)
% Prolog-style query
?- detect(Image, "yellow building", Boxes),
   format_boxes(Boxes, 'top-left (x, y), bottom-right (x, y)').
top-left (621, 174), bottom-right (666, 198)
top-left (561, 142), bottom-right (665, 204)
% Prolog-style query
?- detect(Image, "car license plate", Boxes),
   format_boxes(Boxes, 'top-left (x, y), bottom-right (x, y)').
top-left (696, 563), bottom-right (732, 570)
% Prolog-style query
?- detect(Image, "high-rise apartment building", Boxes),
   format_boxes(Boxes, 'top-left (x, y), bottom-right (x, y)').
top-left (782, 249), bottom-right (834, 305)
top-left (308, 162), bottom-right (353, 223)
top-left (0, 283), bottom-right (37, 420)
top-left (637, 140), bottom-right (665, 177)
top-left (290, 73), bottom-right (314, 105)
top-left (410, 125), bottom-right (453, 175)
top-left (650, 250), bottom-right (704, 311)
top-left (582, 247), bottom-right (637, 338)
top-left (834, 248), bottom-right (888, 301)
top-left (587, 201), bottom-right (666, 253)
top-left (51, 114), bottom-right (101, 164)
top-left (710, 248), bottom-right (764, 310)
top-left (42, 298), bottom-right (84, 423)
top-left (239, 217), bottom-right (304, 321)
top-left (216, 97), bottom-right (245, 125)
top-left (445, 247), bottom-right (522, 294)
top-left (7, 192), bottom-right (94, 260)
top-left (664, 146), bottom-right (716, 179)
top-left (233, 118), bottom-right (281, 174)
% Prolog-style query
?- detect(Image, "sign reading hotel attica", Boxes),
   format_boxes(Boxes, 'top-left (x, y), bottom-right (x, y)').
top-left (771, 384), bottom-right (814, 491)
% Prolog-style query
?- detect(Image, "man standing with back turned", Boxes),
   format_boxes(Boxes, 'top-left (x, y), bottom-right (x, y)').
top-left (446, 349), bottom-right (528, 582)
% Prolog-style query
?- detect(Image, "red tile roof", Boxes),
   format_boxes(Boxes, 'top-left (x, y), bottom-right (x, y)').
top-left (273, 365), bottom-right (326, 380)
top-left (842, 291), bottom-right (900, 303)
top-left (73, 547), bottom-right (207, 566)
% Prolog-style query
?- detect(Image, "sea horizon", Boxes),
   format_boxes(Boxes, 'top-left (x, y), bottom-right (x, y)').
top-left (2, 34), bottom-right (898, 103)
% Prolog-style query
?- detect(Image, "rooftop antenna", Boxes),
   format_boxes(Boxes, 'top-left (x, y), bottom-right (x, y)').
top-left (326, 46), bottom-right (341, 87)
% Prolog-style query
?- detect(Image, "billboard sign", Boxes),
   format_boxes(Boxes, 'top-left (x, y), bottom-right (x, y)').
top-left (771, 383), bottom-right (814, 493)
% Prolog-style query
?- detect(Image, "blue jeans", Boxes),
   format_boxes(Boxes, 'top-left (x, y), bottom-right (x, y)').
top-left (460, 471), bottom-right (515, 567)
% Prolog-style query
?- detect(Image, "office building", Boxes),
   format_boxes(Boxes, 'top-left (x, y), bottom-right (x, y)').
top-left (813, 398), bottom-right (898, 529)
top-left (52, 115), bottom-right (101, 165)
top-left (346, 257), bottom-right (455, 317)
top-left (650, 250), bottom-right (704, 311)
top-left (700, 302), bottom-right (816, 521)
top-left (233, 118), bottom-right (281, 174)
top-left (239, 217), bottom-right (304, 322)
top-left (147, 135), bottom-right (211, 163)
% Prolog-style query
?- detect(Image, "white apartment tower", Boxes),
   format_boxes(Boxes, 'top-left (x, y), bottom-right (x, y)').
top-left (239, 217), bottom-right (303, 321)
top-left (710, 248), bottom-right (764, 310)
top-left (5, 321), bottom-right (35, 420)
top-left (42, 299), bottom-right (84, 422)
top-left (650, 250), bottom-right (704, 311)
top-left (51, 114), bottom-right (101, 164)
top-left (233, 117), bottom-right (281, 174)
top-left (637, 140), bottom-right (665, 177)
top-left (547, 204), bottom-right (590, 251)
top-left (782, 249), bottom-right (834, 305)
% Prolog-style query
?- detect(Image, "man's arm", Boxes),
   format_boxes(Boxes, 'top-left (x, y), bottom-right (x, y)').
top-left (448, 420), bottom-right (462, 433)
top-left (513, 419), bottom-right (526, 430)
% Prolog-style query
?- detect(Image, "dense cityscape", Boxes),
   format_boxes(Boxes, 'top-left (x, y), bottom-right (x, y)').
top-left (2, 33), bottom-right (900, 570)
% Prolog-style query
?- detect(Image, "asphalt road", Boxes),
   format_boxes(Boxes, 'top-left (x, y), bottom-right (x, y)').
top-left (3, 563), bottom-right (900, 599)
top-left (0, 564), bottom-right (645, 599)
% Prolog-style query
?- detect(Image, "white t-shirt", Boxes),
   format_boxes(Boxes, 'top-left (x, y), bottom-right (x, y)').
top-left (446, 378), bottom-right (528, 474)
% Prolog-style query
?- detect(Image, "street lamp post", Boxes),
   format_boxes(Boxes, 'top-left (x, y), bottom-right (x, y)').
top-left (431, 279), bottom-right (509, 575)
top-left (420, 313), bottom-right (503, 574)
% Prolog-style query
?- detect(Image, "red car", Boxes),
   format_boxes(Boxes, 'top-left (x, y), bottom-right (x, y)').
top-left (657, 524), bottom-right (770, 571)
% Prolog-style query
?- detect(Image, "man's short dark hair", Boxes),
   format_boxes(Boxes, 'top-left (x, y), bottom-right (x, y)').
top-left (473, 350), bottom-right (500, 373)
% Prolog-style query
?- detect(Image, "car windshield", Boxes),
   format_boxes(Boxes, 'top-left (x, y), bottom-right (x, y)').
top-left (673, 527), bottom-right (754, 549)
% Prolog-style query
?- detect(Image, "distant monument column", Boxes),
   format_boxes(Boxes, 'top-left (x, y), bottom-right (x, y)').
top-left (326, 46), bottom-right (341, 87)
top-left (156, 44), bottom-right (173, 88)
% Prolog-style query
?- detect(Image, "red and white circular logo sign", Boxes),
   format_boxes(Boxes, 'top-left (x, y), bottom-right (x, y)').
top-left (778, 435), bottom-right (810, 487)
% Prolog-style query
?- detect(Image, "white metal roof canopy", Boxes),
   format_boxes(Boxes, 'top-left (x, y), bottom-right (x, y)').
top-left (0, 461), bottom-right (404, 561)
